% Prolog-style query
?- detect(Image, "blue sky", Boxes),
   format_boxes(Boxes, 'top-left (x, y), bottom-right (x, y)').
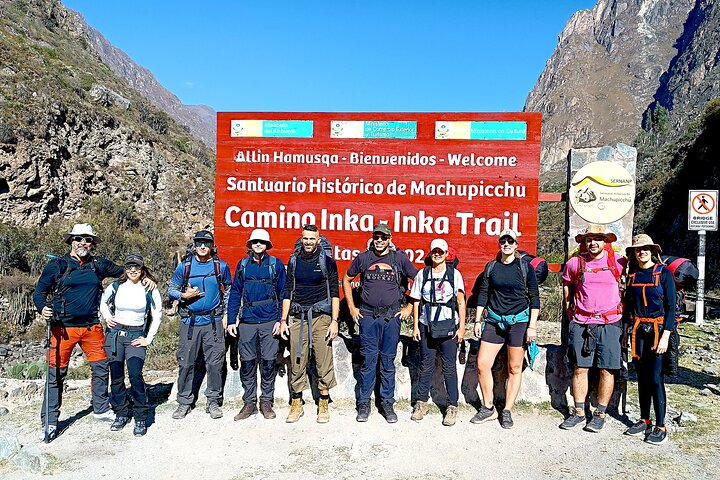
top-left (63, 0), bottom-right (596, 112)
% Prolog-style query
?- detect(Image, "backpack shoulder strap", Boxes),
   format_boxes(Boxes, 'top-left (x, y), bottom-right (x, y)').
top-left (181, 256), bottom-right (193, 290)
top-left (519, 258), bottom-right (528, 285)
top-left (212, 255), bottom-right (225, 296)
top-left (485, 260), bottom-right (496, 279)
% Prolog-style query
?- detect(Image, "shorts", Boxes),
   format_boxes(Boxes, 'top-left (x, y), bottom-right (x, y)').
top-left (568, 320), bottom-right (622, 370)
top-left (480, 321), bottom-right (528, 348)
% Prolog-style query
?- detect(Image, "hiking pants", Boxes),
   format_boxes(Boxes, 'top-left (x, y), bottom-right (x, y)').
top-left (104, 325), bottom-right (148, 421)
top-left (634, 326), bottom-right (667, 426)
top-left (238, 321), bottom-right (279, 404)
top-left (176, 319), bottom-right (224, 405)
top-left (357, 309), bottom-right (401, 406)
top-left (41, 324), bottom-right (109, 427)
top-left (289, 313), bottom-right (337, 394)
top-left (417, 323), bottom-right (459, 406)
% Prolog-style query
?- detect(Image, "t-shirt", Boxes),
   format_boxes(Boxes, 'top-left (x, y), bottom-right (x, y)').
top-left (409, 267), bottom-right (464, 325)
top-left (283, 249), bottom-right (340, 310)
top-left (347, 249), bottom-right (418, 308)
top-left (477, 257), bottom-right (540, 315)
top-left (562, 251), bottom-right (626, 325)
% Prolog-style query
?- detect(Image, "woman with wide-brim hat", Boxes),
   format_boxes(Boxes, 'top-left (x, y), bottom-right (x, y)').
top-left (624, 234), bottom-right (677, 445)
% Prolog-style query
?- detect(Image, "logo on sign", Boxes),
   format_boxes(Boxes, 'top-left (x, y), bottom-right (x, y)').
top-left (569, 161), bottom-right (635, 224)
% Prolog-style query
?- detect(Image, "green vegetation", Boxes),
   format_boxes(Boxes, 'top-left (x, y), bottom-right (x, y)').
top-left (4, 359), bottom-right (46, 379)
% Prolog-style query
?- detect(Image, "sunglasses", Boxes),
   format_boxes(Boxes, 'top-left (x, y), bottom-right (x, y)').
top-left (431, 249), bottom-right (447, 256)
top-left (499, 238), bottom-right (516, 246)
top-left (373, 234), bottom-right (390, 241)
top-left (71, 235), bottom-right (94, 244)
top-left (194, 240), bottom-right (213, 247)
top-left (251, 240), bottom-right (268, 246)
top-left (125, 265), bottom-right (142, 271)
top-left (585, 236), bottom-right (605, 243)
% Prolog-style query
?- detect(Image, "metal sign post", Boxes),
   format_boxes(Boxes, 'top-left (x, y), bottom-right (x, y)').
top-left (688, 190), bottom-right (718, 325)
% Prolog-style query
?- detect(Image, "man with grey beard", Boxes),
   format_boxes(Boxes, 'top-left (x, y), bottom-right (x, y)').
top-left (33, 223), bottom-right (153, 442)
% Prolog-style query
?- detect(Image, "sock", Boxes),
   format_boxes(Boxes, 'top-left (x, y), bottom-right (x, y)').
top-left (320, 393), bottom-right (330, 400)
top-left (596, 404), bottom-right (607, 415)
top-left (641, 418), bottom-right (651, 425)
top-left (657, 425), bottom-right (666, 431)
top-left (291, 392), bottom-right (303, 400)
top-left (574, 402), bottom-right (585, 415)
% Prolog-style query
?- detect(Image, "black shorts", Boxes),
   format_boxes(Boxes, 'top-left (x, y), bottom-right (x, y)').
top-left (480, 321), bottom-right (528, 348)
top-left (568, 320), bottom-right (622, 370)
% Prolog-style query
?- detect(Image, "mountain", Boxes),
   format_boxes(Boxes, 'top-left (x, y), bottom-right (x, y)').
top-left (0, 0), bottom-right (214, 232)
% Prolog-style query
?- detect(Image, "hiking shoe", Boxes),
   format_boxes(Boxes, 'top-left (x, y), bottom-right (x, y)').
top-left (470, 405), bottom-right (497, 424)
top-left (206, 402), bottom-right (223, 419)
top-left (443, 405), bottom-right (458, 426)
top-left (233, 402), bottom-right (258, 421)
top-left (645, 426), bottom-right (668, 445)
top-left (584, 411), bottom-right (606, 433)
top-left (260, 401), bottom-right (276, 419)
top-left (356, 403), bottom-right (371, 423)
top-left (625, 420), bottom-right (652, 437)
top-left (560, 409), bottom-right (586, 430)
top-left (93, 409), bottom-right (115, 422)
top-left (286, 398), bottom-right (304, 423)
top-left (411, 401), bottom-right (430, 422)
top-left (500, 410), bottom-right (514, 429)
top-left (40, 424), bottom-right (57, 442)
top-left (110, 416), bottom-right (130, 431)
top-left (133, 420), bottom-right (147, 437)
top-left (172, 404), bottom-right (192, 420)
top-left (382, 404), bottom-right (398, 424)
top-left (317, 398), bottom-right (330, 424)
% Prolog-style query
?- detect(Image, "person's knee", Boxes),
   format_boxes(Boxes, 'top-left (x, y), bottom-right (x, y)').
top-left (507, 361), bottom-right (523, 376)
top-left (573, 367), bottom-right (589, 379)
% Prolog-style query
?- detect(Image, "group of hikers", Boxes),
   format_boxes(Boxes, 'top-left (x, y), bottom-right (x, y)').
top-left (32, 221), bottom-right (680, 446)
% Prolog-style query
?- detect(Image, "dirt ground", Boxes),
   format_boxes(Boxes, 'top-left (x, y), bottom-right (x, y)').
top-left (0, 384), bottom-right (717, 480)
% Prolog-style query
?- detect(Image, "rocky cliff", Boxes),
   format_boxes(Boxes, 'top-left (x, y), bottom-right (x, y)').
top-left (525, 0), bottom-right (695, 184)
top-left (0, 0), bottom-right (214, 233)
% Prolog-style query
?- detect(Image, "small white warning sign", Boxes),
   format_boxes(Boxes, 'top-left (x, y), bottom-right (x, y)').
top-left (688, 190), bottom-right (718, 231)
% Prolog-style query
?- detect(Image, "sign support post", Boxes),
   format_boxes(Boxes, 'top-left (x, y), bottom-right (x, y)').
top-left (688, 189), bottom-right (717, 324)
top-left (697, 230), bottom-right (706, 325)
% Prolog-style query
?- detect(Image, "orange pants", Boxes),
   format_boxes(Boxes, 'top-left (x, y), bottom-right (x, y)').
top-left (48, 324), bottom-right (107, 368)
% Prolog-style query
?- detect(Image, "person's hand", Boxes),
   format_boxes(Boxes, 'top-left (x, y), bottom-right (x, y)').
top-left (526, 326), bottom-right (537, 343)
top-left (656, 331), bottom-right (671, 354)
top-left (326, 320), bottom-right (338, 342)
top-left (226, 323), bottom-right (237, 337)
top-left (141, 278), bottom-right (157, 291)
top-left (41, 306), bottom-right (53, 322)
top-left (131, 337), bottom-right (149, 347)
top-left (222, 315), bottom-right (228, 329)
top-left (349, 306), bottom-right (363, 322)
top-left (181, 286), bottom-right (201, 300)
top-left (473, 322), bottom-right (483, 338)
top-left (412, 326), bottom-right (420, 342)
top-left (396, 304), bottom-right (413, 321)
top-left (455, 329), bottom-right (465, 344)
top-left (106, 316), bottom-right (118, 329)
top-left (277, 321), bottom-right (290, 340)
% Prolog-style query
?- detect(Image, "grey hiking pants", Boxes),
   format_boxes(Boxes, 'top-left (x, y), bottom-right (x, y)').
top-left (176, 318), bottom-right (225, 405)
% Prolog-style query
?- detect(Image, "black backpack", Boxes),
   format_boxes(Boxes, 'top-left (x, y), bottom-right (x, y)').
top-left (287, 235), bottom-right (333, 314)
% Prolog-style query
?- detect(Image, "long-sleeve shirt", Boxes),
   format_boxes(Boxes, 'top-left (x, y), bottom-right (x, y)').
top-left (100, 281), bottom-right (163, 344)
top-left (477, 257), bottom-right (540, 315)
top-left (283, 249), bottom-right (340, 310)
top-left (226, 254), bottom-right (287, 325)
top-left (33, 254), bottom-right (124, 327)
top-left (626, 265), bottom-right (677, 331)
top-left (168, 256), bottom-right (232, 326)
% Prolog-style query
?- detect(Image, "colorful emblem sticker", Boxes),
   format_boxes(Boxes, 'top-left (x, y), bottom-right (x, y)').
top-left (330, 120), bottom-right (417, 139)
top-left (435, 121), bottom-right (527, 140)
top-left (569, 161), bottom-right (635, 224)
top-left (230, 120), bottom-right (313, 138)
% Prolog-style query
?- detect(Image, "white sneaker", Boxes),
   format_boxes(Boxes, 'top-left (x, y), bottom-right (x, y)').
top-left (93, 409), bottom-right (115, 421)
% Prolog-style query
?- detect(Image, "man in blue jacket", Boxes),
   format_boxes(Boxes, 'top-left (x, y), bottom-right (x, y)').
top-left (226, 228), bottom-right (286, 420)
top-left (168, 230), bottom-right (232, 420)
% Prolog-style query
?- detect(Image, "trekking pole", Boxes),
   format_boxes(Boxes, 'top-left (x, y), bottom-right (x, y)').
top-left (43, 318), bottom-right (51, 443)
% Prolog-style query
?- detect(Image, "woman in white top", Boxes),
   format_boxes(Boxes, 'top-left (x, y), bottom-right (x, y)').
top-left (100, 253), bottom-right (162, 437)
top-left (409, 239), bottom-right (466, 426)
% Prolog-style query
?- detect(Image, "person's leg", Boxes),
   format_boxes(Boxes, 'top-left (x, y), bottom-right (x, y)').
top-left (597, 369), bottom-right (615, 408)
top-left (80, 324), bottom-right (110, 414)
top-left (289, 316), bottom-right (311, 396)
top-left (175, 321), bottom-right (203, 406)
top-left (357, 314), bottom-right (381, 406)
top-left (42, 325), bottom-right (73, 428)
top-left (504, 346), bottom-right (525, 411)
top-left (237, 323), bottom-right (260, 406)
top-left (257, 321), bottom-right (280, 404)
top-left (437, 336), bottom-right (459, 406)
top-left (109, 360), bottom-right (129, 417)
top-left (651, 350), bottom-right (667, 427)
top-left (311, 314), bottom-right (337, 393)
top-left (477, 340), bottom-right (503, 408)
top-left (416, 324), bottom-right (437, 404)
top-left (378, 315), bottom-right (401, 406)
top-left (202, 321), bottom-right (226, 404)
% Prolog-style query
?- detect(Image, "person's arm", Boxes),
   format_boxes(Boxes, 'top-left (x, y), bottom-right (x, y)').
top-left (456, 291), bottom-right (467, 343)
top-left (99, 284), bottom-right (114, 324)
top-left (409, 271), bottom-right (422, 341)
top-left (473, 263), bottom-right (491, 338)
top-left (275, 261), bottom-right (287, 313)
top-left (33, 261), bottom-right (59, 319)
top-left (103, 258), bottom-right (125, 279)
top-left (226, 263), bottom-right (244, 336)
top-left (326, 259), bottom-right (340, 340)
top-left (139, 289), bottom-right (163, 345)
top-left (526, 267), bottom-right (540, 342)
top-left (343, 256), bottom-right (362, 321)
top-left (561, 259), bottom-right (576, 315)
top-left (277, 298), bottom-right (291, 339)
top-left (657, 269), bottom-right (677, 354)
top-left (167, 263), bottom-right (185, 302)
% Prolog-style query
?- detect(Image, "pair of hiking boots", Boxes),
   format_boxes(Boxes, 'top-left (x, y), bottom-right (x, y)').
top-left (110, 416), bottom-right (147, 436)
top-left (286, 398), bottom-right (330, 423)
top-left (624, 419), bottom-right (668, 445)
top-left (410, 401), bottom-right (458, 426)
top-left (470, 405), bottom-right (514, 429)
top-left (356, 403), bottom-right (397, 423)
top-left (560, 408), bottom-right (606, 432)
top-left (172, 401), bottom-right (223, 420)
top-left (233, 401), bottom-right (276, 420)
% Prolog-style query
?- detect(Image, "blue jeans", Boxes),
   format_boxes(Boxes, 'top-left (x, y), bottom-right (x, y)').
top-left (417, 323), bottom-right (459, 406)
top-left (357, 309), bottom-right (401, 406)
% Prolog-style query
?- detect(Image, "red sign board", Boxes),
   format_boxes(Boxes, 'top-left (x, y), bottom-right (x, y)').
top-left (215, 112), bottom-right (541, 284)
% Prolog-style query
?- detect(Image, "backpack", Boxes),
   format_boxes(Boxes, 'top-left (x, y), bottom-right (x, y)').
top-left (661, 255), bottom-right (699, 288)
top-left (178, 244), bottom-right (226, 308)
top-left (484, 257), bottom-right (529, 289)
top-left (419, 264), bottom-right (458, 338)
top-left (568, 245), bottom-right (624, 320)
top-left (237, 254), bottom-right (280, 316)
top-left (287, 235), bottom-right (333, 314)
top-left (517, 250), bottom-right (549, 284)
top-left (50, 255), bottom-right (103, 317)
top-left (106, 280), bottom-right (155, 335)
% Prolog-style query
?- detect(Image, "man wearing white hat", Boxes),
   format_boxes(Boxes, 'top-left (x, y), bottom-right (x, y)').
top-left (226, 229), bottom-right (287, 420)
top-left (33, 224), bottom-right (133, 441)
top-left (561, 224), bottom-right (626, 433)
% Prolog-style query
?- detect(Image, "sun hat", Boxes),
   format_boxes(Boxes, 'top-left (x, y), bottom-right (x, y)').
top-left (63, 223), bottom-right (102, 244)
top-left (246, 229), bottom-right (272, 249)
top-left (625, 233), bottom-right (662, 255)
top-left (574, 225), bottom-right (617, 244)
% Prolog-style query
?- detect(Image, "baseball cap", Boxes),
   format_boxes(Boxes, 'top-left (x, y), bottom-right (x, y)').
top-left (372, 223), bottom-right (392, 236)
top-left (430, 239), bottom-right (449, 252)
